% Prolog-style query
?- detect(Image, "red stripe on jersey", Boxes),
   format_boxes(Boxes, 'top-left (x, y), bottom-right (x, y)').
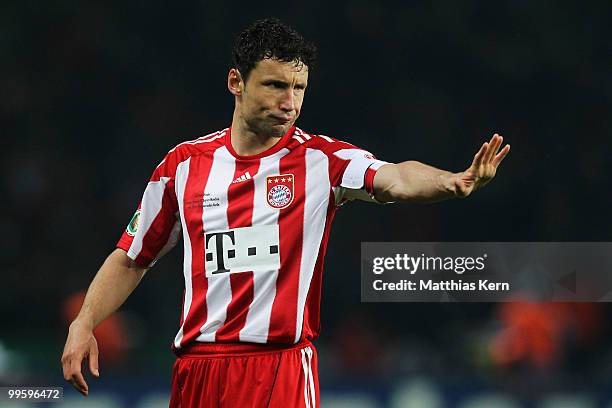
top-left (301, 196), bottom-right (338, 340)
top-left (226, 161), bottom-right (259, 227)
top-left (215, 274), bottom-right (254, 341)
top-left (364, 166), bottom-right (377, 195)
top-left (267, 148), bottom-right (306, 342)
top-left (215, 160), bottom-right (260, 342)
top-left (180, 153), bottom-right (214, 347)
top-left (133, 181), bottom-right (177, 265)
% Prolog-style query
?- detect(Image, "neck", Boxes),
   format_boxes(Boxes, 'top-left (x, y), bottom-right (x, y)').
top-left (230, 109), bottom-right (284, 156)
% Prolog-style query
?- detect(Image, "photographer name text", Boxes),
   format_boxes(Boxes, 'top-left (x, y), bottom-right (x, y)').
top-left (373, 279), bottom-right (510, 291)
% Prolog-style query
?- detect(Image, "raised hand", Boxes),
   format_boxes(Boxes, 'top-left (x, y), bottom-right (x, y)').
top-left (454, 133), bottom-right (510, 197)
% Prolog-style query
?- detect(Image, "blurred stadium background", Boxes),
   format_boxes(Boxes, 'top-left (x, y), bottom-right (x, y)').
top-left (2, 0), bottom-right (611, 407)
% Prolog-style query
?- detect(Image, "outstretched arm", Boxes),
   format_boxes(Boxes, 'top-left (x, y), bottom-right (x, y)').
top-left (373, 133), bottom-right (510, 203)
top-left (61, 248), bottom-right (147, 396)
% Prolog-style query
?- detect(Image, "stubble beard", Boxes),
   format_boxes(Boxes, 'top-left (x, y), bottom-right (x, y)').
top-left (245, 116), bottom-right (290, 139)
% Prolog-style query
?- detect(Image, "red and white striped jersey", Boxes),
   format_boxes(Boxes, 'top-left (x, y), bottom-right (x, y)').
top-left (117, 126), bottom-right (388, 350)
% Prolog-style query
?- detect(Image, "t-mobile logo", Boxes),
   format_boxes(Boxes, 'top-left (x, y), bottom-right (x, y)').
top-left (204, 225), bottom-right (281, 276)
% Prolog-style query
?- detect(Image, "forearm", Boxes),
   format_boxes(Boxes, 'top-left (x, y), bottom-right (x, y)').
top-left (374, 161), bottom-right (458, 203)
top-left (72, 248), bottom-right (147, 330)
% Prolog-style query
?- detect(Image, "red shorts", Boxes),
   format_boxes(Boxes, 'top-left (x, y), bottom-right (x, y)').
top-left (169, 341), bottom-right (319, 408)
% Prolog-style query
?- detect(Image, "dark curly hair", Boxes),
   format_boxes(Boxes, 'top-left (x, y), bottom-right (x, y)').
top-left (232, 18), bottom-right (317, 82)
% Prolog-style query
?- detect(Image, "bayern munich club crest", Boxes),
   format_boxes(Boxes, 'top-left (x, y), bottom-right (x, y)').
top-left (266, 174), bottom-right (295, 209)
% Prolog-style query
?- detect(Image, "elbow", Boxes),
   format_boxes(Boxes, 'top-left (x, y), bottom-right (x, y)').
top-left (110, 248), bottom-right (148, 274)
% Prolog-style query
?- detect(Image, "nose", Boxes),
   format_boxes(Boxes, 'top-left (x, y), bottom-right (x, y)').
top-left (279, 89), bottom-right (295, 113)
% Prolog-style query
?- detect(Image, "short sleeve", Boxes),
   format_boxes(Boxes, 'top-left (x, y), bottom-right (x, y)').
top-left (323, 141), bottom-right (390, 205)
top-left (116, 152), bottom-right (182, 267)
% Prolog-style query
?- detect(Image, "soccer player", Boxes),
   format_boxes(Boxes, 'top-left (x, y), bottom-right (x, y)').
top-left (61, 18), bottom-right (510, 407)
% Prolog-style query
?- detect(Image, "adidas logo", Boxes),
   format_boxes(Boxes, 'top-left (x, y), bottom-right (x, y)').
top-left (232, 171), bottom-right (252, 184)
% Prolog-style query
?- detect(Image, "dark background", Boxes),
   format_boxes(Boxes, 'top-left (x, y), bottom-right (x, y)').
top-left (2, 1), bottom-right (611, 406)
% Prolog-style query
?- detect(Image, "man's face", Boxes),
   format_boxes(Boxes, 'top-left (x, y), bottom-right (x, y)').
top-left (237, 58), bottom-right (308, 138)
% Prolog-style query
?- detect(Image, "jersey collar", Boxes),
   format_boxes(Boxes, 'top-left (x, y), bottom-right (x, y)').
top-left (225, 125), bottom-right (296, 160)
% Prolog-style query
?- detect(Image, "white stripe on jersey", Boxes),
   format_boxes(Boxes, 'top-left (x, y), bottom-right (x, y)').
top-left (127, 176), bottom-right (171, 262)
top-left (239, 149), bottom-right (290, 343)
top-left (173, 158), bottom-right (192, 348)
top-left (197, 146), bottom-right (236, 342)
top-left (294, 149), bottom-right (330, 342)
top-left (292, 135), bottom-right (305, 144)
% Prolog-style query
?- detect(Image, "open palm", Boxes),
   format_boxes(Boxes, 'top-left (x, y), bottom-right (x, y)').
top-left (455, 133), bottom-right (511, 197)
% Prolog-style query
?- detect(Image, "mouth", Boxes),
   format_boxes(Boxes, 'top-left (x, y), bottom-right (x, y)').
top-left (270, 115), bottom-right (292, 124)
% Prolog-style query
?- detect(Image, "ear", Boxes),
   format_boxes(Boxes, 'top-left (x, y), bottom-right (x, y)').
top-left (228, 68), bottom-right (244, 96)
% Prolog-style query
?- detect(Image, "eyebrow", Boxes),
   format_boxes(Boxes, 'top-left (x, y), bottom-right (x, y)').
top-left (262, 79), bottom-right (288, 86)
top-left (261, 79), bottom-right (307, 88)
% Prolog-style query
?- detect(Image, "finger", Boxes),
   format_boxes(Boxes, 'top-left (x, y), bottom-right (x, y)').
top-left (472, 142), bottom-right (488, 167)
top-left (484, 134), bottom-right (501, 163)
top-left (67, 378), bottom-right (84, 396)
top-left (62, 357), bottom-right (72, 382)
top-left (492, 134), bottom-right (503, 155)
top-left (71, 372), bottom-right (89, 395)
top-left (492, 144), bottom-right (511, 167)
top-left (88, 345), bottom-right (100, 377)
top-left (69, 357), bottom-right (88, 394)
